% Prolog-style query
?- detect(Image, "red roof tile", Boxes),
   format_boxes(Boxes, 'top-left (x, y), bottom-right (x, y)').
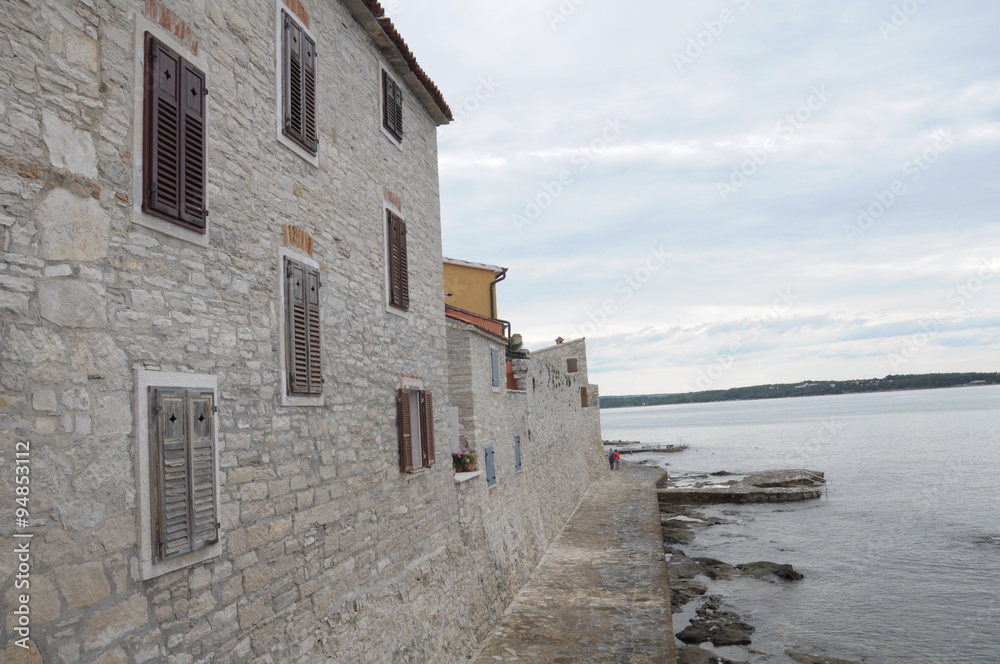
top-left (446, 306), bottom-right (507, 341)
top-left (361, 1), bottom-right (453, 122)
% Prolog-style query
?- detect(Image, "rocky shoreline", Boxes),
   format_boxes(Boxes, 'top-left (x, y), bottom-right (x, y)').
top-left (662, 493), bottom-right (867, 664)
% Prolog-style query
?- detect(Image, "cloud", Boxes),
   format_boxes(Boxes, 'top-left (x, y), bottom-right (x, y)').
top-left (388, 0), bottom-right (1000, 394)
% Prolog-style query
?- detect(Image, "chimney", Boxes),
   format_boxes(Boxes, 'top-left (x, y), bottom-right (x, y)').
top-left (555, 337), bottom-right (564, 345)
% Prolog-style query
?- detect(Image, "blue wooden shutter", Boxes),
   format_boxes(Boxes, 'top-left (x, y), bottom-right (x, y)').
top-left (484, 445), bottom-right (495, 487)
top-left (514, 436), bottom-right (521, 471)
top-left (490, 348), bottom-right (501, 387)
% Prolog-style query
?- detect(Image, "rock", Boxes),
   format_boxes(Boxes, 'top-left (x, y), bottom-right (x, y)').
top-left (736, 561), bottom-right (804, 581)
top-left (694, 557), bottom-right (738, 580)
top-left (678, 645), bottom-right (750, 664)
top-left (785, 650), bottom-right (864, 664)
top-left (669, 580), bottom-right (708, 612)
top-left (677, 595), bottom-right (755, 647)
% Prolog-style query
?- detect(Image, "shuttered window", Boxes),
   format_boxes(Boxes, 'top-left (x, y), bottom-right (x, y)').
top-left (281, 11), bottom-right (318, 154)
top-left (566, 358), bottom-right (579, 373)
top-left (150, 387), bottom-right (218, 560)
top-left (514, 436), bottom-right (522, 472)
top-left (382, 70), bottom-right (403, 140)
top-left (581, 386), bottom-right (589, 408)
top-left (143, 33), bottom-right (207, 231)
top-left (387, 211), bottom-right (409, 311)
top-left (285, 258), bottom-right (323, 396)
top-left (398, 388), bottom-right (435, 472)
top-left (491, 347), bottom-right (501, 387)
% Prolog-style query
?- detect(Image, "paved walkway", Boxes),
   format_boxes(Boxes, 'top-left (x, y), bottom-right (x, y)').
top-left (471, 464), bottom-right (676, 664)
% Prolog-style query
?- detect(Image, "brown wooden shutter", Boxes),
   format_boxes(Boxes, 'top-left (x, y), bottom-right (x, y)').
top-left (153, 388), bottom-right (191, 559)
top-left (283, 12), bottom-right (318, 154)
top-left (398, 388), bottom-right (415, 472)
top-left (383, 71), bottom-right (403, 140)
top-left (581, 386), bottom-right (589, 408)
top-left (387, 212), bottom-right (410, 311)
top-left (304, 265), bottom-right (322, 393)
top-left (143, 33), bottom-right (207, 230)
top-left (189, 390), bottom-right (218, 547)
top-left (145, 33), bottom-right (181, 221)
top-left (302, 32), bottom-right (318, 150)
top-left (419, 390), bottom-right (435, 467)
top-left (179, 61), bottom-right (207, 227)
top-left (285, 258), bottom-right (323, 396)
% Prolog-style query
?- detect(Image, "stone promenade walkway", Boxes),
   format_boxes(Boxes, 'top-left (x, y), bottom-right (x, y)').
top-left (471, 464), bottom-right (676, 664)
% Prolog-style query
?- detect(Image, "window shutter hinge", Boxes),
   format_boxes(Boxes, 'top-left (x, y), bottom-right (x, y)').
top-left (148, 50), bottom-right (157, 62)
top-left (152, 405), bottom-right (162, 414)
top-left (147, 182), bottom-right (157, 198)
top-left (212, 405), bottom-right (218, 413)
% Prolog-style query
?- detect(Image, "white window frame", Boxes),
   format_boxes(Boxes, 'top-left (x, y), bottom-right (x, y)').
top-left (130, 15), bottom-right (211, 247)
top-left (279, 246), bottom-right (325, 406)
top-left (275, 1), bottom-right (320, 166)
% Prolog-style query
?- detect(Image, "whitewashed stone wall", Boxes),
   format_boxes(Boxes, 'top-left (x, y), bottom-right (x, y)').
top-left (0, 1), bottom-right (610, 663)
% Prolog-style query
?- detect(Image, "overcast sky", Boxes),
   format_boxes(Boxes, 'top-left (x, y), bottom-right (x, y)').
top-left (388, 0), bottom-right (1000, 396)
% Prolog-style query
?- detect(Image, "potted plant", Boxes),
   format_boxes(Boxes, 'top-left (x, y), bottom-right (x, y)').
top-left (452, 449), bottom-right (478, 472)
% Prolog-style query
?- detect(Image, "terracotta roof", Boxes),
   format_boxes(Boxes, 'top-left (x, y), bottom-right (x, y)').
top-left (359, 1), bottom-right (453, 123)
top-left (445, 306), bottom-right (508, 341)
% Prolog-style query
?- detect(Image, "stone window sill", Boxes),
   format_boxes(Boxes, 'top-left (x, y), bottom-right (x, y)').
top-left (454, 470), bottom-right (483, 484)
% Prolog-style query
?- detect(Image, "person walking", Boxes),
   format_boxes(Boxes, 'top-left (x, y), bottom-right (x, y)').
top-left (608, 448), bottom-right (615, 470)
top-left (612, 449), bottom-right (621, 470)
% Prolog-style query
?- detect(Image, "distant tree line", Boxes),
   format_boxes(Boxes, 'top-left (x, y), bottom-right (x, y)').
top-left (599, 373), bottom-right (1000, 409)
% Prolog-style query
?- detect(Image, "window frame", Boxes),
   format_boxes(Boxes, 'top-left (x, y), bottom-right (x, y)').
top-left (381, 68), bottom-right (403, 142)
top-left (136, 371), bottom-right (222, 580)
top-left (141, 32), bottom-right (208, 233)
top-left (398, 388), bottom-right (435, 473)
top-left (275, 3), bottom-right (319, 165)
top-left (131, 17), bottom-right (210, 247)
top-left (490, 346), bottom-right (502, 389)
top-left (279, 250), bottom-right (325, 406)
top-left (386, 209), bottom-right (410, 312)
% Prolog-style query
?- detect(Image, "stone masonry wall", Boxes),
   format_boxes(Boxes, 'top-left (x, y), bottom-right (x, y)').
top-left (0, 1), bottom-right (611, 663)
top-left (446, 322), bottom-right (608, 620)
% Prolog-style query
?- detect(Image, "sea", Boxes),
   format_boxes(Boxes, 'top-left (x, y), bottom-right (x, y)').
top-left (600, 385), bottom-right (1000, 664)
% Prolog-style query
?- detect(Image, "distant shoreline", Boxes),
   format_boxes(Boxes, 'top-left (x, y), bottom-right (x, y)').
top-left (600, 372), bottom-right (1000, 409)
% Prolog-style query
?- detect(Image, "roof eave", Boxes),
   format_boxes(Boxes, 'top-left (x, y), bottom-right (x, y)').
top-left (343, 0), bottom-right (453, 125)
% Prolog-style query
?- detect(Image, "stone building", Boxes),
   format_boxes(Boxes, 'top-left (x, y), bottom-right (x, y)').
top-left (533, 337), bottom-right (600, 409)
top-left (0, 1), bottom-right (606, 662)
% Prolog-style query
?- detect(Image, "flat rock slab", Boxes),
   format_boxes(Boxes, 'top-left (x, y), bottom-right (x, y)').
top-left (658, 469), bottom-right (825, 505)
top-left (471, 465), bottom-right (676, 664)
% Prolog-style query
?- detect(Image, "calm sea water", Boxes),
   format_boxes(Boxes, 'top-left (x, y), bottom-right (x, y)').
top-left (601, 386), bottom-right (1000, 664)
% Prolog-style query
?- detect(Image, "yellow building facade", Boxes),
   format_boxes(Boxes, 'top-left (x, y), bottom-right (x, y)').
top-left (443, 258), bottom-right (506, 319)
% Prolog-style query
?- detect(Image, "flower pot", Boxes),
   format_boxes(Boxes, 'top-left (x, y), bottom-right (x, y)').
top-left (463, 463), bottom-right (478, 472)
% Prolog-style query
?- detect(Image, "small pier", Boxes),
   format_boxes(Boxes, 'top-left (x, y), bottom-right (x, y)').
top-left (657, 469), bottom-right (826, 505)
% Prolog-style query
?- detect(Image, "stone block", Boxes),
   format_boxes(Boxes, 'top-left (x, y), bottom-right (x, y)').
top-left (81, 594), bottom-right (148, 651)
top-left (55, 561), bottom-right (111, 610)
top-left (58, 498), bottom-right (106, 531)
top-left (38, 280), bottom-right (108, 328)
top-left (42, 111), bottom-right (98, 178)
top-left (32, 389), bottom-right (58, 412)
top-left (37, 188), bottom-right (108, 261)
